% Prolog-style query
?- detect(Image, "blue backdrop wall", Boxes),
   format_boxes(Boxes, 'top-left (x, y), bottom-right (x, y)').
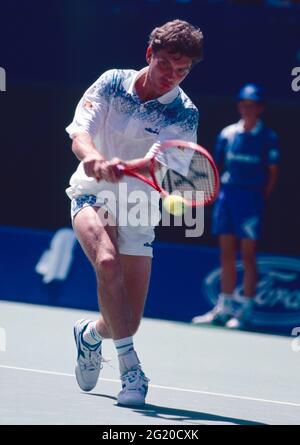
top-left (1, 226), bottom-right (299, 334)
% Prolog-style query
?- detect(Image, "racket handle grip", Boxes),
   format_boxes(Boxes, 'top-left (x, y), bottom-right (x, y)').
top-left (116, 163), bottom-right (139, 179)
top-left (116, 164), bottom-right (125, 172)
top-left (116, 163), bottom-right (135, 177)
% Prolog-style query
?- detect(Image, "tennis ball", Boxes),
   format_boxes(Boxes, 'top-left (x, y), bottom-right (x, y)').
top-left (162, 195), bottom-right (187, 216)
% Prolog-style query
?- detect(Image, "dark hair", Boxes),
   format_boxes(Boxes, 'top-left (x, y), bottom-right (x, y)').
top-left (149, 19), bottom-right (204, 64)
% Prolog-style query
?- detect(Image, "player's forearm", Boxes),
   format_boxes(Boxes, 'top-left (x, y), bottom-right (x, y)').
top-left (124, 157), bottom-right (152, 175)
top-left (72, 132), bottom-right (105, 162)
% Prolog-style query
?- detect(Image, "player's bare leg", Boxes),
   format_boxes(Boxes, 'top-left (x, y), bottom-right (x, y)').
top-left (73, 205), bottom-right (134, 340)
top-left (92, 255), bottom-right (151, 340)
top-left (72, 205), bottom-right (129, 391)
top-left (72, 205), bottom-right (151, 403)
top-left (73, 206), bottom-right (152, 338)
top-left (119, 254), bottom-right (151, 333)
top-left (114, 254), bottom-right (151, 405)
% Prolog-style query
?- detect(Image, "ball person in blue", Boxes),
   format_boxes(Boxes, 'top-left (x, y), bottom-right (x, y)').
top-left (197, 84), bottom-right (279, 329)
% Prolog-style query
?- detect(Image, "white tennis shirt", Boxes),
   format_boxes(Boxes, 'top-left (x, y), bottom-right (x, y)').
top-left (66, 68), bottom-right (199, 200)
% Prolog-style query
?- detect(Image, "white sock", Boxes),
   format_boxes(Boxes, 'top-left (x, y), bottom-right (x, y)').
top-left (218, 293), bottom-right (233, 312)
top-left (219, 292), bottom-right (232, 302)
top-left (118, 349), bottom-right (140, 375)
top-left (234, 294), bottom-right (254, 305)
top-left (82, 321), bottom-right (103, 347)
top-left (114, 336), bottom-right (134, 356)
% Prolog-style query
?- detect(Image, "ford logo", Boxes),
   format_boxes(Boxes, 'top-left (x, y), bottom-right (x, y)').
top-left (203, 256), bottom-right (300, 328)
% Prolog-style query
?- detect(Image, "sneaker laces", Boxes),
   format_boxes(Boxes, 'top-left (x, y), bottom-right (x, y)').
top-left (79, 345), bottom-right (104, 371)
top-left (121, 367), bottom-right (150, 391)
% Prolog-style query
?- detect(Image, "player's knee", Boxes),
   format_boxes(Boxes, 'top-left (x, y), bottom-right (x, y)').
top-left (97, 254), bottom-right (117, 270)
top-left (96, 254), bottom-right (119, 281)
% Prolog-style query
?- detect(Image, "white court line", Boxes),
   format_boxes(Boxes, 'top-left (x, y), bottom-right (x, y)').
top-left (1, 364), bottom-right (300, 408)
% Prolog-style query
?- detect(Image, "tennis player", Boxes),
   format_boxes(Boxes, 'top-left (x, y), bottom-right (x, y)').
top-left (66, 20), bottom-right (203, 406)
top-left (195, 84), bottom-right (280, 329)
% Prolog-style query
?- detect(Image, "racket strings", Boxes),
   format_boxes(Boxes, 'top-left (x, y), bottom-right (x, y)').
top-left (159, 149), bottom-right (217, 205)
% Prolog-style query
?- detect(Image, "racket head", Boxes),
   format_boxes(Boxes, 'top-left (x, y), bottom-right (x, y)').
top-left (150, 139), bottom-right (220, 207)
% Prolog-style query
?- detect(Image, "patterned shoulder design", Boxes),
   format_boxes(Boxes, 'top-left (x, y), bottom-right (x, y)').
top-left (90, 69), bottom-right (131, 101)
top-left (165, 89), bottom-right (199, 134)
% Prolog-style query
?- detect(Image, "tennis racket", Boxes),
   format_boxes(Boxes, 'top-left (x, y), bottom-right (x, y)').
top-left (117, 140), bottom-right (220, 207)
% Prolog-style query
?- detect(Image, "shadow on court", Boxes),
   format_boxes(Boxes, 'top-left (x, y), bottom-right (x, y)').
top-left (86, 393), bottom-right (265, 425)
top-left (84, 392), bottom-right (118, 402)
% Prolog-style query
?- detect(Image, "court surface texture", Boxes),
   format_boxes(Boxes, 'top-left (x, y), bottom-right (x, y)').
top-left (0, 301), bottom-right (299, 425)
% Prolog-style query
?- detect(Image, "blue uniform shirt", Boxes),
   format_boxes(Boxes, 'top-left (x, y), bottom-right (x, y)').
top-left (212, 120), bottom-right (280, 239)
top-left (215, 120), bottom-right (280, 191)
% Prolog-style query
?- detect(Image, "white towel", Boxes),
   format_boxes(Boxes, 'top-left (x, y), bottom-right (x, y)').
top-left (35, 228), bottom-right (77, 283)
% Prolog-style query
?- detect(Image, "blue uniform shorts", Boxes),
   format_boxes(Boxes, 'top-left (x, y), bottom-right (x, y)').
top-left (212, 186), bottom-right (264, 240)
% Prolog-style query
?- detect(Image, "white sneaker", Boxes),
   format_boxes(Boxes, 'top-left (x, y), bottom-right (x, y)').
top-left (226, 298), bottom-right (254, 330)
top-left (117, 351), bottom-right (149, 406)
top-left (73, 319), bottom-right (103, 392)
top-left (192, 306), bottom-right (231, 325)
top-left (226, 317), bottom-right (245, 329)
top-left (192, 295), bottom-right (233, 326)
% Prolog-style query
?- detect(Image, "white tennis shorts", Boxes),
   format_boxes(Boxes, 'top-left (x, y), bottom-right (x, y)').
top-left (70, 193), bottom-right (157, 257)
